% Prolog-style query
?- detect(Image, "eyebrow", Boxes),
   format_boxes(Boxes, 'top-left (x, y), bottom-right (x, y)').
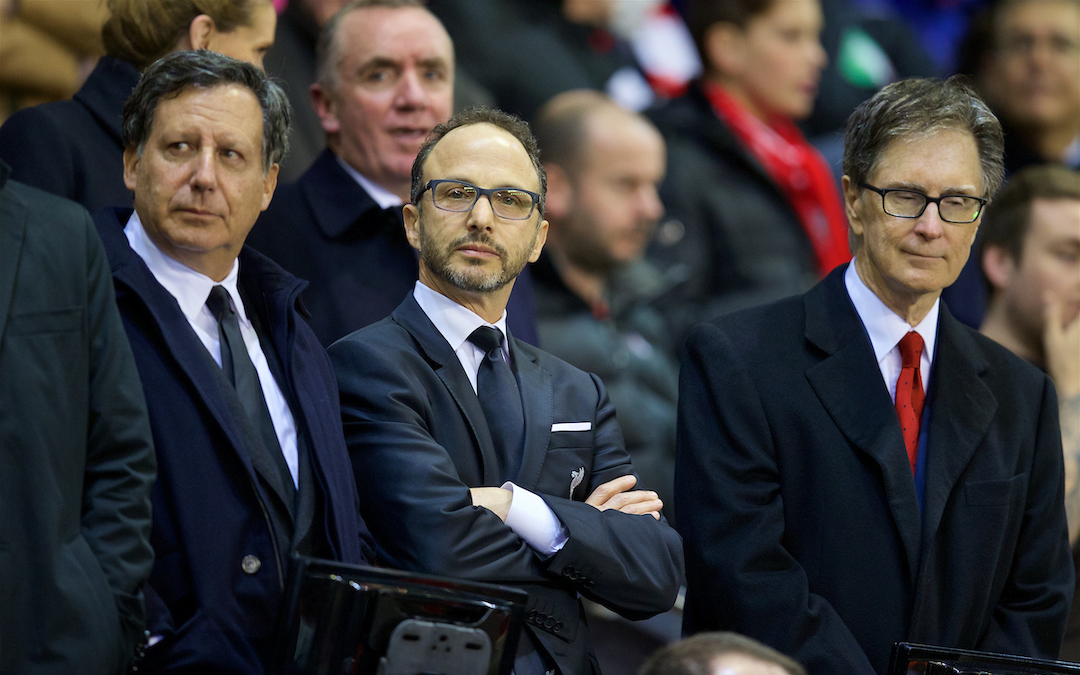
top-left (881, 181), bottom-right (980, 195)
top-left (441, 177), bottom-right (534, 192)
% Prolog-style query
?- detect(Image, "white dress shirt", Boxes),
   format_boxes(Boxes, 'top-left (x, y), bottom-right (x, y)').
top-left (125, 211), bottom-right (299, 486)
top-left (336, 155), bottom-right (404, 209)
top-left (413, 281), bottom-right (568, 556)
top-left (844, 260), bottom-right (938, 402)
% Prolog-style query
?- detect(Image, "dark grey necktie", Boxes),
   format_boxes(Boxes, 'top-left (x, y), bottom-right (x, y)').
top-left (468, 326), bottom-right (524, 482)
top-left (205, 286), bottom-right (288, 475)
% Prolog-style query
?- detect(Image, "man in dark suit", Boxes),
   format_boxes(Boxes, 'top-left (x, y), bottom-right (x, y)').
top-left (0, 160), bottom-right (155, 674)
top-left (676, 77), bottom-right (1074, 675)
top-left (95, 50), bottom-right (375, 673)
top-left (248, 0), bottom-right (538, 347)
top-left (329, 107), bottom-right (684, 675)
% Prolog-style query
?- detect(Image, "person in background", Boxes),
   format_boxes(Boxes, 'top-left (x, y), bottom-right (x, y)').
top-left (94, 50), bottom-right (374, 672)
top-left (0, 0), bottom-right (276, 213)
top-left (640, 633), bottom-right (806, 675)
top-left (676, 77), bottom-right (1072, 674)
top-left (977, 164), bottom-right (1080, 660)
top-left (249, 0), bottom-right (538, 346)
top-left (941, 0), bottom-right (1079, 330)
top-left (647, 0), bottom-right (849, 342)
top-left (0, 159), bottom-right (156, 674)
top-left (531, 89), bottom-right (679, 520)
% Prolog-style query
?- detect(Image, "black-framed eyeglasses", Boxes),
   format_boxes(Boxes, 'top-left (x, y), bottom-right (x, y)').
top-left (860, 183), bottom-right (987, 224)
top-left (418, 179), bottom-right (540, 221)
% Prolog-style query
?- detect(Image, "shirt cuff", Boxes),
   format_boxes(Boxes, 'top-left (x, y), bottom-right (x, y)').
top-left (501, 481), bottom-right (569, 557)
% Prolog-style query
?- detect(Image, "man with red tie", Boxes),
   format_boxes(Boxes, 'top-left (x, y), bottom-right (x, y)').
top-left (675, 77), bottom-right (1073, 675)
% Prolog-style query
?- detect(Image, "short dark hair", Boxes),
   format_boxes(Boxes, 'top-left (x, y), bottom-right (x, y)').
top-left (843, 76), bottom-right (1005, 200)
top-left (410, 106), bottom-right (547, 217)
top-left (686, 0), bottom-right (776, 67)
top-left (640, 632), bottom-right (806, 675)
top-left (122, 49), bottom-right (291, 173)
top-left (980, 165), bottom-right (1080, 292)
top-left (314, 0), bottom-right (437, 90)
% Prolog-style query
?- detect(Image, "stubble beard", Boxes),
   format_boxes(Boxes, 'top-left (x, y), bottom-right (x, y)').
top-left (418, 222), bottom-right (535, 294)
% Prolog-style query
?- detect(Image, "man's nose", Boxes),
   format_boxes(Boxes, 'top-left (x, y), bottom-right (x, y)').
top-left (189, 149), bottom-right (217, 189)
top-left (466, 194), bottom-right (497, 231)
top-left (394, 69), bottom-right (428, 108)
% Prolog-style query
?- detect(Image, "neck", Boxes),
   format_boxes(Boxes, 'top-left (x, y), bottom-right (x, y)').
top-left (418, 266), bottom-right (512, 324)
top-left (706, 73), bottom-right (767, 121)
top-left (981, 300), bottom-right (1044, 367)
top-left (549, 247), bottom-right (607, 307)
top-left (854, 256), bottom-right (939, 327)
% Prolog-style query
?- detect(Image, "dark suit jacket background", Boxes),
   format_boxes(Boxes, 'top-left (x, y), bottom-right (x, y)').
top-left (329, 294), bottom-right (684, 675)
top-left (95, 207), bottom-right (375, 674)
top-left (676, 265), bottom-right (1073, 675)
top-left (0, 56), bottom-right (138, 213)
top-left (248, 148), bottom-right (540, 347)
top-left (0, 169), bottom-right (155, 674)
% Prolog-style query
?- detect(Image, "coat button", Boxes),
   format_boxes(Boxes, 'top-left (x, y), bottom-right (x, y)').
top-left (562, 567), bottom-right (573, 577)
top-left (526, 609), bottom-right (538, 621)
top-left (241, 555), bottom-right (261, 574)
top-left (544, 617), bottom-right (555, 629)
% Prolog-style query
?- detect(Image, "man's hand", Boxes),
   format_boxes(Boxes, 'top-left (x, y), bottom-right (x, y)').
top-left (470, 487), bottom-right (513, 522)
top-left (585, 475), bottom-right (663, 520)
top-left (1045, 297), bottom-right (1080, 399)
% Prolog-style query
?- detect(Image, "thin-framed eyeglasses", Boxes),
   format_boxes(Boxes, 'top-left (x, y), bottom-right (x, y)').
top-left (859, 183), bottom-right (988, 224)
top-left (418, 179), bottom-right (540, 221)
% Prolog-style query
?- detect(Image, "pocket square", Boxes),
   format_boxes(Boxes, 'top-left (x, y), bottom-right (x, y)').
top-left (551, 422), bottom-right (591, 432)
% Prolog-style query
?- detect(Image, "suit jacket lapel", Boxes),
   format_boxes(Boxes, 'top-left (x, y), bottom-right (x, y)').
top-left (803, 268), bottom-right (922, 583)
top-left (392, 294), bottom-right (502, 484)
top-left (0, 167), bottom-right (26, 351)
top-left (919, 307), bottom-right (996, 556)
top-left (99, 209), bottom-right (276, 493)
top-left (303, 150), bottom-right (398, 240)
top-left (510, 338), bottom-right (553, 490)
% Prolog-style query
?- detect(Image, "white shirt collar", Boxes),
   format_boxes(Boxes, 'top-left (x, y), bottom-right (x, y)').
top-left (123, 210), bottom-right (249, 327)
top-left (412, 280), bottom-right (510, 358)
top-left (335, 155), bottom-right (404, 210)
top-left (844, 259), bottom-right (938, 368)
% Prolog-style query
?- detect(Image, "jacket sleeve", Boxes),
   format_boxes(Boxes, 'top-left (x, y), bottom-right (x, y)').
top-left (977, 374), bottom-right (1074, 657)
top-left (79, 210), bottom-right (157, 661)
top-left (676, 322), bottom-right (877, 675)
top-left (533, 372), bottom-right (683, 619)
top-left (329, 335), bottom-right (681, 620)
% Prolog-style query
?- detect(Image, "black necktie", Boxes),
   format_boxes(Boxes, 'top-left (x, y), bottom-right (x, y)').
top-left (206, 286), bottom-right (290, 487)
top-left (468, 326), bottom-right (525, 482)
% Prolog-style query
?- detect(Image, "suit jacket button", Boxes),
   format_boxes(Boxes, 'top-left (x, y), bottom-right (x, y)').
top-left (526, 609), bottom-right (538, 621)
top-left (543, 617), bottom-right (555, 629)
top-left (241, 555), bottom-right (261, 574)
top-left (553, 622), bottom-right (563, 633)
top-left (562, 567), bottom-right (573, 577)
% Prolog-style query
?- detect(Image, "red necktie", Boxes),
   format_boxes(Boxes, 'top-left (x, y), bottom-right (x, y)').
top-left (895, 331), bottom-right (926, 474)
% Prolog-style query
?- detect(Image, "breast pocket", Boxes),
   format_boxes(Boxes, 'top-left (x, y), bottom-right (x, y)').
top-left (541, 437), bottom-right (594, 501)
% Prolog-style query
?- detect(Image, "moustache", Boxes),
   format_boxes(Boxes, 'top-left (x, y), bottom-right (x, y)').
top-left (450, 233), bottom-right (507, 257)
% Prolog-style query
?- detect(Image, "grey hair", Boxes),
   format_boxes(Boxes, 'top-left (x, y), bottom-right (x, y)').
top-left (843, 76), bottom-right (1005, 199)
top-left (410, 106), bottom-right (547, 218)
top-left (122, 49), bottom-right (291, 173)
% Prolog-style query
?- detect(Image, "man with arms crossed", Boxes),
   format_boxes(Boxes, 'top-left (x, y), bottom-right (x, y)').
top-left (330, 107), bottom-right (683, 675)
top-left (676, 78), bottom-right (1073, 674)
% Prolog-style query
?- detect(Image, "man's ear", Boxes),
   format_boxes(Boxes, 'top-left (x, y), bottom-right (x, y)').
top-left (703, 22), bottom-right (746, 77)
top-left (260, 163), bottom-right (280, 212)
top-left (310, 82), bottom-right (340, 135)
top-left (123, 146), bottom-right (140, 192)
top-left (529, 219), bottom-right (549, 264)
top-left (842, 175), bottom-right (864, 236)
top-left (982, 243), bottom-right (1016, 292)
top-left (403, 203), bottom-right (421, 252)
top-left (544, 163), bottom-right (572, 220)
top-left (187, 14), bottom-right (215, 50)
